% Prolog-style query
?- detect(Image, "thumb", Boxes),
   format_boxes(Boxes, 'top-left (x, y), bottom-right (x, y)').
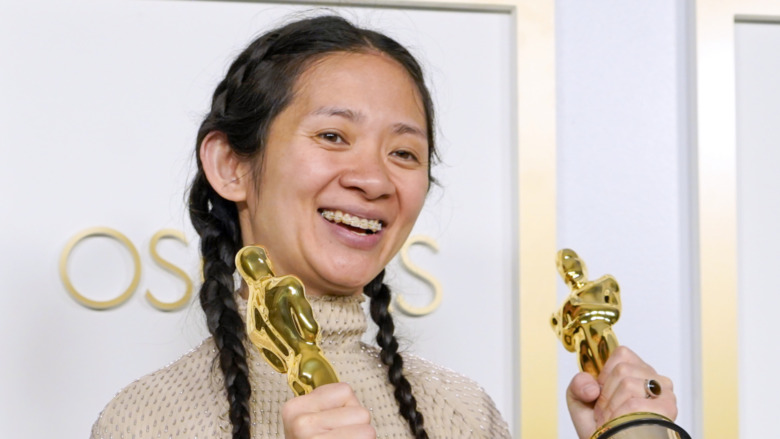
top-left (566, 372), bottom-right (601, 439)
top-left (568, 372), bottom-right (600, 404)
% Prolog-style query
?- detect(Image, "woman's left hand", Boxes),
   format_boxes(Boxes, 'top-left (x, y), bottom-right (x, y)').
top-left (566, 346), bottom-right (678, 439)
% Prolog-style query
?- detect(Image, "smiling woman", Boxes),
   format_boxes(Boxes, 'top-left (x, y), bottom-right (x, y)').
top-left (89, 16), bottom-right (510, 439)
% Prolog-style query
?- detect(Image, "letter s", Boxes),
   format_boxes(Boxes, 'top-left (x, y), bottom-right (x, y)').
top-left (145, 229), bottom-right (193, 311)
top-left (395, 235), bottom-right (443, 317)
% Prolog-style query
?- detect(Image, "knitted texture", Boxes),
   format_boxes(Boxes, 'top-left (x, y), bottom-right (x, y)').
top-left (91, 295), bottom-right (510, 439)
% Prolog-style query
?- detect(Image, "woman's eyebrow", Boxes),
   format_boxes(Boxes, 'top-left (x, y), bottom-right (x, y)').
top-left (309, 106), bottom-right (364, 122)
top-left (392, 122), bottom-right (426, 139)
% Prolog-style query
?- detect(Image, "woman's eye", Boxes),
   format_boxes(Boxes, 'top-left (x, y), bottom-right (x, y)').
top-left (392, 150), bottom-right (420, 163)
top-left (318, 132), bottom-right (345, 144)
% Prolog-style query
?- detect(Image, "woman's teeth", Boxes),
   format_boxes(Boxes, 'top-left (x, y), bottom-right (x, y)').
top-left (319, 209), bottom-right (382, 233)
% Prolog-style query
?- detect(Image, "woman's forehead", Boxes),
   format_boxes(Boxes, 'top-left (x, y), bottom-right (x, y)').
top-left (291, 51), bottom-right (426, 121)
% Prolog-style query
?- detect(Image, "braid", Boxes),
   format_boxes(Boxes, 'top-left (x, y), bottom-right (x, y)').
top-left (189, 175), bottom-right (251, 439)
top-left (365, 271), bottom-right (429, 439)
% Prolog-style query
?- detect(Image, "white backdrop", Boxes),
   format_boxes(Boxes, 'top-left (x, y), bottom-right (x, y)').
top-left (0, 1), bottom-right (515, 438)
top-left (735, 20), bottom-right (780, 439)
top-left (555, 0), bottom-right (695, 437)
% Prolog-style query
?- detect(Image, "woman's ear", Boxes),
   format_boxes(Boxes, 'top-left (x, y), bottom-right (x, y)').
top-left (200, 131), bottom-right (252, 202)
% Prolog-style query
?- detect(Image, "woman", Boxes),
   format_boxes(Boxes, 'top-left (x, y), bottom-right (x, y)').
top-left (91, 16), bottom-right (677, 439)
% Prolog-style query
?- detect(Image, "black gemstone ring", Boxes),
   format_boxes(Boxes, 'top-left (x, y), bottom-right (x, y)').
top-left (645, 379), bottom-right (662, 398)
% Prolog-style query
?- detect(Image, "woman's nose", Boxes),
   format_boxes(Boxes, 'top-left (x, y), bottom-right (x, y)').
top-left (338, 151), bottom-right (395, 200)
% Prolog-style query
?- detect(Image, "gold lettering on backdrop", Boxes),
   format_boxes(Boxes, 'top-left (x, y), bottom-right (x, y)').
top-left (59, 227), bottom-right (141, 310)
top-left (61, 229), bottom-right (443, 314)
top-left (145, 229), bottom-right (193, 311)
top-left (395, 235), bottom-right (443, 316)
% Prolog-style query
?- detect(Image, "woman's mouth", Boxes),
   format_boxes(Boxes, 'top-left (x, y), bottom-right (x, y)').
top-left (319, 209), bottom-right (383, 235)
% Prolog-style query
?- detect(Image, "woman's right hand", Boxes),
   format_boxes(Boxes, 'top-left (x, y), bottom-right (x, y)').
top-left (282, 382), bottom-right (376, 439)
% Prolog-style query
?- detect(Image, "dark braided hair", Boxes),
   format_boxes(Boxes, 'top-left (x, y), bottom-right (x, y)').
top-left (365, 270), bottom-right (429, 439)
top-left (188, 15), bottom-right (436, 439)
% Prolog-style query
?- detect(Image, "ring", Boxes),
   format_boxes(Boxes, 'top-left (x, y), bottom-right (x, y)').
top-left (645, 379), bottom-right (662, 398)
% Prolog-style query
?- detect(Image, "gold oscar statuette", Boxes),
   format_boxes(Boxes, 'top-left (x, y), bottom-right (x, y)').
top-left (236, 245), bottom-right (339, 396)
top-left (551, 249), bottom-right (691, 439)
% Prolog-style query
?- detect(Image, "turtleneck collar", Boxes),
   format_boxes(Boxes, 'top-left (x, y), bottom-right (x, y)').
top-left (307, 294), bottom-right (367, 349)
top-left (236, 292), bottom-right (367, 350)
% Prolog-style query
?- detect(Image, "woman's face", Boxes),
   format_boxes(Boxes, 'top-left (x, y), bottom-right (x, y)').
top-left (239, 51), bottom-right (430, 297)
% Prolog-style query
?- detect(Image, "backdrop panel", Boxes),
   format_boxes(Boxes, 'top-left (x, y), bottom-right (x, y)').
top-left (735, 19), bottom-right (780, 439)
top-left (556, 0), bottom-right (695, 437)
top-left (695, 1), bottom-right (780, 437)
top-left (0, 1), bottom-right (516, 438)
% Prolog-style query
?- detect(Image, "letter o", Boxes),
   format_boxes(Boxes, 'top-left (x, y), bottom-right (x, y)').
top-left (59, 227), bottom-right (141, 310)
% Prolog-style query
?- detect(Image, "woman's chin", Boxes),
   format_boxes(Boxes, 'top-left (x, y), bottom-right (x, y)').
top-left (304, 268), bottom-right (381, 297)
top-left (308, 289), bottom-right (364, 298)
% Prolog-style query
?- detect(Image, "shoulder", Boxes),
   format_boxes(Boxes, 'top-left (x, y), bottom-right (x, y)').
top-left (405, 353), bottom-right (511, 438)
top-left (90, 338), bottom-right (229, 439)
top-left (364, 344), bottom-right (511, 439)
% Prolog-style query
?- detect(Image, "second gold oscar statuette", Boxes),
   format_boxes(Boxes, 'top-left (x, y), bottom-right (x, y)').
top-left (236, 245), bottom-right (339, 396)
top-left (551, 249), bottom-right (691, 439)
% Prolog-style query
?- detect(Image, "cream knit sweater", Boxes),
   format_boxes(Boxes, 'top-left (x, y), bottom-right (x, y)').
top-left (91, 294), bottom-right (510, 439)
